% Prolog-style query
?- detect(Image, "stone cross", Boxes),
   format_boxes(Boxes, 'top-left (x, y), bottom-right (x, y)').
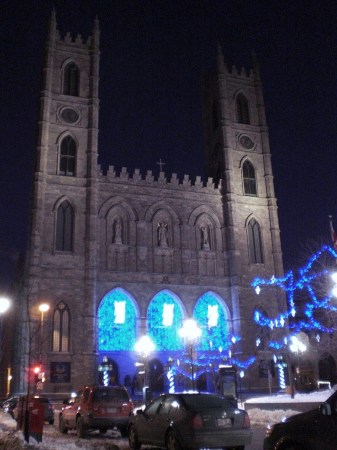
top-left (157, 158), bottom-right (166, 172)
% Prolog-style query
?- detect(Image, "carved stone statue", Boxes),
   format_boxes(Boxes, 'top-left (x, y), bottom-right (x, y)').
top-left (200, 224), bottom-right (210, 250)
top-left (113, 217), bottom-right (122, 244)
top-left (158, 221), bottom-right (169, 247)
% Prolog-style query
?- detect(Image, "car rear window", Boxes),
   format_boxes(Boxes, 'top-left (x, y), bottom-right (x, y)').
top-left (181, 394), bottom-right (233, 409)
top-left (92, 388), bottom-right (129, 403)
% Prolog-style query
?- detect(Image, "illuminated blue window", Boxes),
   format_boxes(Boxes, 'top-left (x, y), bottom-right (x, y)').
top-left (148, 290), bottom-right (184, 351)
top-left (98, 288), bottom-right (137, 351)
top-left (193, 292), bottom-right (228, 351)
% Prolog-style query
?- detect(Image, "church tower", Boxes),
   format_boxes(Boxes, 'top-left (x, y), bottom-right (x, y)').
top-left (202, 46), bottom-right (285, 363)
top-left (19, 11), bottom-right (100, 391)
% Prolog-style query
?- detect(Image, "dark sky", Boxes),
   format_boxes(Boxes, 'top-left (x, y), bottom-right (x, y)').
top-left (1, 0), bottom-right (336, 290)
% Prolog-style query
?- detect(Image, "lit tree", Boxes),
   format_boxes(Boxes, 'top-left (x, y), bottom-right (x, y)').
top-left (252, 245), bottom-right (337, 345)
top-left (252, 245), bottom-right (337, 391)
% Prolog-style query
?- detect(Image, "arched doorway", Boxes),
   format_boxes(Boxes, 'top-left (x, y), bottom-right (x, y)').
top-left (148, 358), bottom-right (164, 394)
top-left (319, 353), bottom-right (337, 385)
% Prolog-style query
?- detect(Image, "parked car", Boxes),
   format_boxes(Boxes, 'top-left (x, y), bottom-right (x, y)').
top-left (128, 392), bottom-right (252, 450)
top-left (13, 396), bottom-right (54, 425)
top-left (59, 385), bottom-right (134, 438)
top-left (2, 396), bottom-right (19, 418)
top-left (264, 389), bottom-right (337, 450)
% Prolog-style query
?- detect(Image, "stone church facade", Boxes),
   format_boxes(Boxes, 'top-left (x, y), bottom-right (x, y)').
top-left (15, 12), bottom-right (285, 396)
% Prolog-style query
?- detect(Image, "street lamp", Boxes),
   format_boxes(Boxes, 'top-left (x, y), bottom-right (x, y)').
top-left (0, 297), bottom-right (10, 315)
top-left (0, 297), bottom-right (11, 396)
top-left (178, 319), bottom-right (202, 390)
top-left (134, 335), bottom-right (155, 401)
top-left (331, 272), bottom-right (337, 297)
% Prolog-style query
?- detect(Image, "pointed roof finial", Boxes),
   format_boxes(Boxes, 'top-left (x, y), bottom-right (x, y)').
top-left (48, 7), bottom-right (58, 42)
top-left (216, 41), bottom-right (225, 73)
top-left (92, 14), bottom-right (100, 47)
top-left (251, 49), bottom-right (260, 81)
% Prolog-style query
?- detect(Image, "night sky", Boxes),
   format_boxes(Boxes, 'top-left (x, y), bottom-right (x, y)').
top-left (1, 0), bottom-right (336, 290)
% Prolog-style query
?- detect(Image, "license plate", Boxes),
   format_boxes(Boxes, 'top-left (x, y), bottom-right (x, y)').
top-left (107, 407), bottom-right (117, 413)
top-left (216, 418), bottom-right (231, 427)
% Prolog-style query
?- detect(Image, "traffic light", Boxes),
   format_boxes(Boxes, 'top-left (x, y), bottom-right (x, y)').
top-left (33, 366), bottom-right (41, 384)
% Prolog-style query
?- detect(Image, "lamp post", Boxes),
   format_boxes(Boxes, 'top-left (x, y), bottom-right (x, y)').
top-left (134, 335), bottom-right (155, 402)
top-left (178, 319), bottom-right (201, 390)
top-left (38, 303), bottom-right (49, 363)
top-left (289, 335), bottom-right (306, 392)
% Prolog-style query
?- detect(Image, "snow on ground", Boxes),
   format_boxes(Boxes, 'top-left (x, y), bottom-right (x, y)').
top-left (245, 387), bottom-right (335, 404)
top-left (0, 388), bottom-right (334, 449)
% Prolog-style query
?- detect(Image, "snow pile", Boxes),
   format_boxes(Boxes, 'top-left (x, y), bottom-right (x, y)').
top-left (245, 387), bottom-right (334, 404)
top-left (0, 411), bottom-right (129, 450)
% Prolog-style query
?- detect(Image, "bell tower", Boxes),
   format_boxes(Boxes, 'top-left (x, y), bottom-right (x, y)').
top-left (21, 10), bottom-right (101, 392)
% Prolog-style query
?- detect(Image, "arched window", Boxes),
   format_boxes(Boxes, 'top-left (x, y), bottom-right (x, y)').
top-left (248, 218), bottom-right (263, 263)
top-left (59, 136), bottom-right (76, 176)
top-left (147, 290), bottom-right (184, 351)
top-left (52, 302), bottom-right (70, 352)
top-left (98, 288), bottom-right (137, 351)
top-left (242, 160), bottom-right (257, 196)
top-left (63, 62), bottom-right (79, 96)
top-left (193, 292), bottom-right (228, 351)
top-left (236, 93), bottom-right (250, 124)
top-left (56, 200), bottom-right (74, 252)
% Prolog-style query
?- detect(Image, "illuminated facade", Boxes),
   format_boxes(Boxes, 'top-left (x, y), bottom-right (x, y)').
top-left (15, 12), bottom-right (285, 396)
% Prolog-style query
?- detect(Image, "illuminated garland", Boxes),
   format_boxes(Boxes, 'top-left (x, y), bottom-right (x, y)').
top-left (252, 245), bottom-right (337, 350)
top-left (170, 334), bottom-right (256, 383)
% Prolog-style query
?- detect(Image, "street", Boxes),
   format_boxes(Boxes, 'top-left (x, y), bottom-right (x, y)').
top-left (51, 408), bottom-right (267, 449)
top-left (0, 408), bottom-right (267, 449)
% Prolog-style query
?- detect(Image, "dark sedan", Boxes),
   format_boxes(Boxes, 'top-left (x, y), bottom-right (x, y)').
top-left (264, 389), bottom-right (337, 450)
top-left (128, 392), bottom-right (252, 450)
top-left (2, 396), bottom-right (19, 418)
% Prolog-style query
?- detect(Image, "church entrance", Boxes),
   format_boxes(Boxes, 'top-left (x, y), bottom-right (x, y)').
top-left (148, 358), bottom-right (164, 394)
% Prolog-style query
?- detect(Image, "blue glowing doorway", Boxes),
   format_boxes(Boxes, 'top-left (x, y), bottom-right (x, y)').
top-left (98, 288), bottom-right (137, 351)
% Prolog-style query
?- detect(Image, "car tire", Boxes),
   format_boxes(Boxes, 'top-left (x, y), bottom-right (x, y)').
top-left (128, 425), bottom-right (141, 449)
top-left (59, 416), bottom-right (68, 434)
top-left (166, 431), bottom-right (182, 450)
top-left (281, 445), bottom-right (305, 450)
top-left (76, 417), bottom-right (87, 438)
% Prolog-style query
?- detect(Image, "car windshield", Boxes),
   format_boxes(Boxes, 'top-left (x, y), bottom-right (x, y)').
top-left (92, 388), bottom-right (128, 403)
top-left (181, 394), bottom-right (234, 409)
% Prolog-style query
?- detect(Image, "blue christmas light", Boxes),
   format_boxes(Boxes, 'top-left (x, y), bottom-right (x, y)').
top-left (193, 292), bottom-right (228, 351)
top-left (98, 288), bottom-right (137, 351)
top-left (147, 290), bottom-right (184, 351)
